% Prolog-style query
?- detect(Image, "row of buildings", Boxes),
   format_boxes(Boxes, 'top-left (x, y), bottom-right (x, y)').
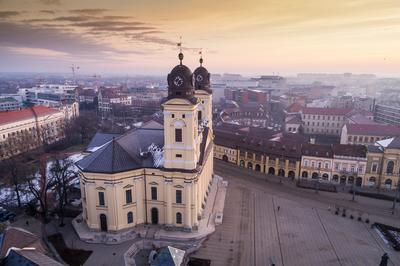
top-left (214, 123), bottom-right (400, 189)
top-left (0, 103), bottom-right (79, 159)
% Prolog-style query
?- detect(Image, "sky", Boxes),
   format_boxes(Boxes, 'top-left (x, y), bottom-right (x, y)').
top-left (0, 0), bottom-right (400, 76)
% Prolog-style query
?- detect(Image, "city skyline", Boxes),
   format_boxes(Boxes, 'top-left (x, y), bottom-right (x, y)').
top-left (1, 0), bottom-right (400, 76)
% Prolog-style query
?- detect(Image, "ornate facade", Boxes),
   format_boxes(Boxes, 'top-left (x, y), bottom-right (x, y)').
top-left (77, 53), bottom-right (213, 232)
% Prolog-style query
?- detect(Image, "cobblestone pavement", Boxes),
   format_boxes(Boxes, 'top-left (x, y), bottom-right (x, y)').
top-left (190, 160), bottom-right (400, 266)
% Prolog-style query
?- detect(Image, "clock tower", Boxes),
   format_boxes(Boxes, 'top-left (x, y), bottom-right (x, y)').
top-left (163, 52), bottom-right (200, 170)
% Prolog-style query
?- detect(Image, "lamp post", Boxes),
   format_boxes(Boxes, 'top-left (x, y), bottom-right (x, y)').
top-left (392, 177), bottom-right (400, 215)
top-left (315, 163), bottom-right (321, 194)
top-left (351, 161), bottom-right (360, 202)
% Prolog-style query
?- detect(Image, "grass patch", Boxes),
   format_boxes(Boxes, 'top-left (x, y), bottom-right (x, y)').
top-left (48, 233), bottom-right (92, 266)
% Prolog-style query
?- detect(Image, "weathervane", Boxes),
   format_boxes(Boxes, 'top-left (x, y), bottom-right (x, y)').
top-left (177, 36), bottom-right (183, 65)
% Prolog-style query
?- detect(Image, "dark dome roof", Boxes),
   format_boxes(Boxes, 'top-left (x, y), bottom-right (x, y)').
top-left (167, 64), bottom-right (196, 101)
top-left (194, 66), bottom-right (212, 94)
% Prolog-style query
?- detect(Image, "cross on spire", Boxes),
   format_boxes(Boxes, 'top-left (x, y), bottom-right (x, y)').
top-left (177, 36), bottom-right (183, 65)
top-left (199, 49), bottom-right (203, 66)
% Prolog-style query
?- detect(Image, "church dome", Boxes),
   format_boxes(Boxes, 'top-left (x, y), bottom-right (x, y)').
top-left (193, 57), bottom-right (212, 94)
top-left (167, 52), bottom-right (195, 100)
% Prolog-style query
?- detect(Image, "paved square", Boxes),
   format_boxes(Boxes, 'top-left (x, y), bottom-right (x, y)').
top-left (191, 161), bottom-right (400, 266)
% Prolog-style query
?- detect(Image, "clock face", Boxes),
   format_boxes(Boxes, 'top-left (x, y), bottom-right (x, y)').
top-left (196, 75), bottom-right (203, 82)
top-left (174, 76), bottom-right (184, 87)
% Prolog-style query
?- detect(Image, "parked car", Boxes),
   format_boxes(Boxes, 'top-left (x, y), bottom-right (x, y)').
top-left (0, 207), bottom-right (16, 222)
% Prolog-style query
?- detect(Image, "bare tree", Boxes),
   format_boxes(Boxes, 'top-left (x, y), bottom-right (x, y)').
top-left (27, 156), bottom-right (56, 224)
top-left (49, 155), bottom-right (74, 226)
top-left (0, 157), bottom-right (33, 207)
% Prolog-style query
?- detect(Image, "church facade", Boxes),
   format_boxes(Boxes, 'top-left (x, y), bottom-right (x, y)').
top-left (76, 52), bottom-right (213, 232)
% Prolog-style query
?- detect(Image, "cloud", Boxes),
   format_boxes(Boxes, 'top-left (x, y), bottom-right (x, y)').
top-left (0, 11), bottom-right (20, 18)
top-left (0, 22), bottom-right (115, 56)
top-left (54, 16), bottom-right (95, 22)
top-left (39, 10), bottom-right (56, 15)
top-left (39, 0), bottom-right (61, 5)
top-left (69, 9), bottom-right (108, 15)
top-left (6, 46), bottom-right (69, 57)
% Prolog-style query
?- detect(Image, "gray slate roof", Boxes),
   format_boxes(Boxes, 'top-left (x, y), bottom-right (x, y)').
top-left (85, 132), bottom-right (122, 152)
top-left (77, 127), bottom-right (164, 173)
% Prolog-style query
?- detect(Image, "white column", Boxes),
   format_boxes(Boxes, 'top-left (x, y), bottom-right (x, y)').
top-left (165, 180), bottom-right (173, 227)
top-left (184, 181), bottom-right (192, 231)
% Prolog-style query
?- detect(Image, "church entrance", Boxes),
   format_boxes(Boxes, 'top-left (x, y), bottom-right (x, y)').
top-left (100, 214), bottom-right (107, 232)
top-left (151, 208), bottom-right (159, 224)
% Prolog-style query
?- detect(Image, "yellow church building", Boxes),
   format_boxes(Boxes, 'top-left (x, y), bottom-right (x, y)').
top-left (76, 52), bottom-right (213, 233)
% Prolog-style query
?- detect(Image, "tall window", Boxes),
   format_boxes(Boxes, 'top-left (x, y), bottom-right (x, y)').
top-left (151, 187), bottom-right (157, 200)
top-left (387, 161), bottom-right (394, 174)
top-left (127, 212), bottom-right (133, 224)
top-left (98, 191), bottom-right (105, 206)
top-left (176, 190), bottom-right (182, 204)
top-left (176, 212), bottom-right (182, 224)
top-left (175, 128), bottom-right (182, 142)
top-left (198, 111), bottom-right (202, 121)
top-left (125, 189), bottom-right (132, 204)
top-left (372, 163), bottom-right (378, 172)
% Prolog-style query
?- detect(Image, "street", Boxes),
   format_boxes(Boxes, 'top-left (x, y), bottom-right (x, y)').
top-left (190, 160), bottom-right (400, 266)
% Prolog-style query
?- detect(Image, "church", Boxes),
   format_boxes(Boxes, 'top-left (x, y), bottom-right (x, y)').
top-left (76, 51), bottom-right (214, 233)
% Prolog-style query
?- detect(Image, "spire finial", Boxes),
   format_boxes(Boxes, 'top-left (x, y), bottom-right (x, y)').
top-left (199, 49), bottom-right (203, 66)
top-left (177, 36), bottom-right (183, 65)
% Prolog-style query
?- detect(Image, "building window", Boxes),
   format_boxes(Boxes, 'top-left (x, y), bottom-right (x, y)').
top-left (176, 212), bottom-right (182, 224)
top-left (127, 212), bottom-right (133, 224)
top-left (182, 114), bottom-right (185, 118)
top-left (372, 163), bottom-right (378, 172)
top-left (176, 154), bottom-right (182, 158)
top-left (387, 161), bottom-right (394, 174)
top-left (198, 111), bottom-right (202, 121)
top-left (325, 163), bottom-right (329, 169)
top-left (176, 190), bottom-right (182, 203)
top-left (175, 128), bottom-right (182, 142)
top-left (151, 187), bottom-right (157, 200)
top-left (172, 114), bottom-right (175, 118)
top-left (98, 192), bottom-right (105, 206)
top-left (125, 189), bottom-right (132, 204)
top-left (304, 160), bottom-right (308, 167)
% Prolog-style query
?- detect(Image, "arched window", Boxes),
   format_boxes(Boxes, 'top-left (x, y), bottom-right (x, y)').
top-left (332, 175), bottom-right (339, 182)
top-left (176, 212), bottom-right (182, 224)
top-left (302, 171), bottom-right (308, 178)
top-left (387, 161), bottom-right (394, 174)
top-left (385, 179), bottom-right (392, 189)
top-left (322, 173), bottom-right (329, 180)
top-left (127, 212), bottom-right (133, 224)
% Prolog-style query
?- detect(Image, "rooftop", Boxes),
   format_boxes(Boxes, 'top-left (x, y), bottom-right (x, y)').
top-left (302, 107), bottom-right (353, 116)
top-left (345, 123), bottom-right (400, 136)
top-left (0, 106), bottom-right (60, 126)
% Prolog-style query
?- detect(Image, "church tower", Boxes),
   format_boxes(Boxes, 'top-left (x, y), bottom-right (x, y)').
top-left (193, 53), bottom-right (213, 129)
top-left (162, 52), bottom-right (201, 170)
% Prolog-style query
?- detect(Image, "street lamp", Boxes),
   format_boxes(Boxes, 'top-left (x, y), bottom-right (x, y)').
top-left (392, 176), bottom-right (400, 215)
top-left (351, 160), bottom-right (361, 202)
top-left (315, 163), bottom-right (321, 194)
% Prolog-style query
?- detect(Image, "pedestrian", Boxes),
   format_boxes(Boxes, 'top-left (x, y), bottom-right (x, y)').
top-left (379, 253), bottom-right (389, 266)
top-left (277, 206), bottom-right (280, 212)
top-left (25, 220), bottom-right (29, 226)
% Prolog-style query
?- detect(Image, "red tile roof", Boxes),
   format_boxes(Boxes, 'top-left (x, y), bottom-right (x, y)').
top-left (0, 227), bottom-right (45, 258)
top-left (286, 103), bottom-right (303, 113)
top-left (345, 123), bottom-right (400, 136)
top-left (0, 106), bottom-right (60, 125)
top-left (302, 107), bottom-right (353, 116)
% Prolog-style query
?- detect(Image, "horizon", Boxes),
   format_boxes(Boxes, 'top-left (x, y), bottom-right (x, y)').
top-left (1, 0), bottom-right (400, 76)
